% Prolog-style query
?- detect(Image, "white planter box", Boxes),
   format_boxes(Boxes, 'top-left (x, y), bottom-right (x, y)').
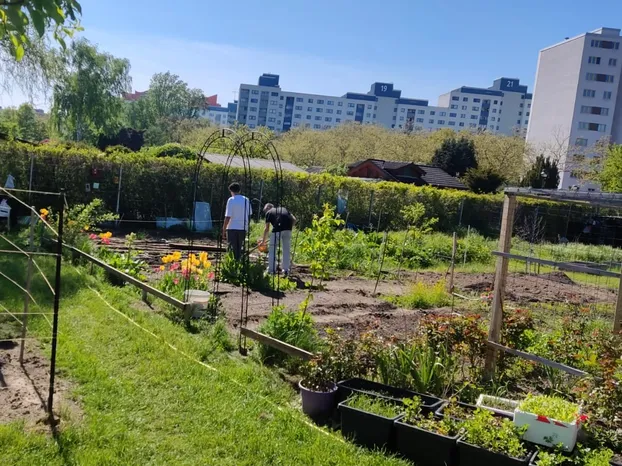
top-left (476, 394), bottom-right (518, 418)
top-left (513, 408), bottom-right (579, 452)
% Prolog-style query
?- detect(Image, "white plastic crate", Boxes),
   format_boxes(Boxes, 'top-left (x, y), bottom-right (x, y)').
top-left (513, 408), bottom-right (580, 452)
top-left (476, 394), bottom-right (518, 418)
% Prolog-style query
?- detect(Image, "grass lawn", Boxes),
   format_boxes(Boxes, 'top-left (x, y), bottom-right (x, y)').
top-left (0, 257), bottom-right (407, 465)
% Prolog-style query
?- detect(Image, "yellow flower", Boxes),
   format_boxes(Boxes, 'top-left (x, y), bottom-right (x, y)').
top-left (162, 255), bottom-right (172, 264)
top-left (172, 251), bottom-right (182, 261)
top-left (159, 265), bottom-right (165, 271)
top-left (40, 208), bottom-right (49, 216)
top-left (84, 225), bottom-right (90, 231)
top-left (204, 260), bottom-right (211, 269)
top-left (99, 232), bottom-right (112, 240)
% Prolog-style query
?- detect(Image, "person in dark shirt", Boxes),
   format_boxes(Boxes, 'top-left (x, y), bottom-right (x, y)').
top-left (260, 203), bottom-right (296, 275)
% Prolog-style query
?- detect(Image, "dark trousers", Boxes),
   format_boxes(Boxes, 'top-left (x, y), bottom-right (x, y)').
top-left (227, 229), bottom-right (245, 261)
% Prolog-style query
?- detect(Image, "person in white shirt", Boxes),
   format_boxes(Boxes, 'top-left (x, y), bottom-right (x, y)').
top-left (222, 182), bottom-right (252, 260)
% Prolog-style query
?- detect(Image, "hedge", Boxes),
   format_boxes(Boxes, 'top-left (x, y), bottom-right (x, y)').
top-left (0, 141), bottom-right (598, 238)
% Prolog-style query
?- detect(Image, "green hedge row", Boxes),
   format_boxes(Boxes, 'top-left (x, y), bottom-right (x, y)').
top-left (0, 141), bottom-right (596, 237)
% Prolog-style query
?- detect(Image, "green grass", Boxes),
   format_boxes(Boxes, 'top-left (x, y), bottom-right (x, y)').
top-left (0, 254), bottom-right (408, 465)
top-left (389, 281), bottom-right (452, 309)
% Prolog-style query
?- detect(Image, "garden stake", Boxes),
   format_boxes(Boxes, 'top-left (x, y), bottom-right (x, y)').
top-left (19, 208), bottom-right (35, 364)
top-left (373, 231), bottom-right (389, 295)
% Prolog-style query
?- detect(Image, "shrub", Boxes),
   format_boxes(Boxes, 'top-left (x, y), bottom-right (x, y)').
top-left (144, 143), bottom-right (196, 159)
top-left (393, 281), bottom-right (450, 309)
top-left (257, 300), bottom-right (319, 367)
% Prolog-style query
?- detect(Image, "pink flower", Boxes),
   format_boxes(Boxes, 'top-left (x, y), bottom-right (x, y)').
top-left (89, 233), bottom-right (98, 240)
top-left (173, 278), bottom-right (179, 285)
top-left (170, 262), bottom-right (180, 271)
top-left (101, 238), bottom-right (111, 245)
top-left (207, 272), bottom-right (215, 280)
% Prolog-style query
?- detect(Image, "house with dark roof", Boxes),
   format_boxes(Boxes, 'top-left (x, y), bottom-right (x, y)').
top-left (347, 159), bottom-right (467, 190)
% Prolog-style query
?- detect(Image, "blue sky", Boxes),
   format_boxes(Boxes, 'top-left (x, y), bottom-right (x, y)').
top-left (4, 0), bottom-right (622, 108)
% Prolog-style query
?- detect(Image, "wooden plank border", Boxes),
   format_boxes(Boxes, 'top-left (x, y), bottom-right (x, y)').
top-left (486, 341), bottom-right (588, 377)
top-left (66, 245), bottom-right (187, 310)
top-left (492, 251), bottom-right (621, 279)
top-left (240, 327), bottom-right (314, 360)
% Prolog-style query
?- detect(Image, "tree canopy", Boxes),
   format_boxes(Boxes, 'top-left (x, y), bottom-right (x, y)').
top-left (521, 155), bottom-right (560, 189)
top-left (0, 103), bottom-right (48, 141)
top-left (600, 145), bottom-right (622, 192)
top-left (51, 38), bottom-right (131, 142)
top-left (431, 136), bottom-right (477, 177)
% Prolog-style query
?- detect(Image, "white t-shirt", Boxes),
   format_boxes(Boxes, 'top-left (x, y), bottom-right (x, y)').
top-left (225, 195), bottom-right (252, 231)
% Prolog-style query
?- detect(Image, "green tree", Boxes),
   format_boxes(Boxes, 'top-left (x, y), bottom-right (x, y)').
top-left (51, 39), bottom-right (131, 142)
top-left (125, 97), bottom-right (155, 130)
top-left (431, 136), bottom-right (477, 177)
top-left (147, 72), bottom-right (205, 120)
top-left (0, 103), bottom-right (48, 141)
top-left (521, 155), bottom-right (560, 189)
top-left (0, 0), bottom-right (82, 60)
top-left (600, 145), bottom-right (622, 192)
top-left (463, 167), bottom-right (506, 194)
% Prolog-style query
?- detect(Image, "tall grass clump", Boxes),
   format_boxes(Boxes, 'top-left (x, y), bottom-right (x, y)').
top-left (393, 281), bottom-right (451, 309)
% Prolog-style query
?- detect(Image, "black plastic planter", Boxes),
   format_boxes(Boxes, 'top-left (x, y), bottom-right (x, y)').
top-left (435, 400), bottom-right (512, 421)
top-left (338, 399), bottom-right (403, 450)
top-left (394, 416), bottom-right (459, 466)
top-left (337, 378), bottom-right (442, 408)
top-left (457, 437), bottom-right (535, 466)
top-left (299, 381), bottom-right (337, 423)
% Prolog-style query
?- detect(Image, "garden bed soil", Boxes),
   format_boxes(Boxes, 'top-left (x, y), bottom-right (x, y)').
top-left (0, 342), bottom-right (79, 430)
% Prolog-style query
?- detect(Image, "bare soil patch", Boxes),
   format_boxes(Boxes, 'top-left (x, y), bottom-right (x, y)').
top-left (0, 342), bottom-right (78, 430)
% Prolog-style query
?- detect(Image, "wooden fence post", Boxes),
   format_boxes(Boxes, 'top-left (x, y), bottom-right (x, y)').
top-left (484, 194), bottom-right (517, 379)
top-left (448, 232), bottom-right (457, 293)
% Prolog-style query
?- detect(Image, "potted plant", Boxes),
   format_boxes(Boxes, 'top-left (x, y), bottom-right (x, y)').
top-left (339, 393), bottom-right (403, 450)
top-left (338, 377), bottom-right (442, 409)
top-left (394, 396), bottom-right (462, 466)
top-left (514, 395), bottom-right (583, 452)
top-left (458, 408), bottom-right (535, 466)
top-left (529, 449), bottom-right (572, 466)
top-left (477, 394), bottom-right (519, 417)
top-left (299, 355), bottom-right (338, 422)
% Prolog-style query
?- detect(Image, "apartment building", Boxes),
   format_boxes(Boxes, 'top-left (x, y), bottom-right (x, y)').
top-left (527, 27), bottom-right (622, 190)
top-left (235, 73), bottom-right (531, 136)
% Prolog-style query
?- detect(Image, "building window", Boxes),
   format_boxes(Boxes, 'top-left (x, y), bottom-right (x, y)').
top-left (296, 97), bottom-right (303, 102)
top-left (580, 105), bottom-right (609, 116)
top-left (326, 100), bottom-right (334, 106)
top-left (463, 97), bottom-right (468, 102)
top-left (325, 117), bottom-right (332, 122)
top-left (366, 113), bottom-right (371, 117)
top-left (591, 39), bottom-right (620, 49)
top-left (604, 91), bottom-right (613, 100)
top-left (517, 119), bottom-right (521, 125)
top-left (470, 115), bottom-right (478, 120)
top-left (316, 108), bottom-right (323, 112)
top-left (294, 114), bottom-right (301, 119)
top-left (399, 116), bottom-right (405, 121)
top-left (430, 111), bottom-right (436, 115)
top-left (579, 121), bottom-right (607, 132)
top-left (588, 56), bottom-right (601, 64)
top-left (269, 109), bottom-right (276, 114)
top-left (417, 109), bottom-right (425, 114)
top-left (473, 98), bottom-right (481, 103)
top-left (336, 110), bottom-right (342, 115)
top-left (279, 104), bottom-right (283, 109)
top-left (437, 120), bottom-right (445, 124)
top-left (400, 108), bottom-right (405, 113)
top-left (491, 117), bottom-right (496, 122)
top-left (313, 124), bottom-right (321, 129)
top-left (461, 105), bottom-right (467, 110)
top-left (293, 122), bottom-right (299, 127)
top-left (460, 114), bottom-right (466, 118)
top-left (317, 99), bottom-right (324, 104)
top-left (307, 107), bottom-right (313, 111)
top-left (373, 114), bottom-right (376, 118)
top-left (326, 109), bottom-right (333, 114)
top-left (315, 116), bottom-right (322, 121)
top-left (374, 106), bottom-right (378, 110)
top-left (451, 104), bottom-right (458, 109)
top-left (248, 115), bottom-right (256, 120)
top-left (492, 109), bottom-right (497, 113)
top-left (347, 111), bottom-right (354, 116)
top-left (308, 98), bottom-right (314, 103)
top-left (250, 106), bottom-right (257, 111)
top-left (450, 112), bottom-right (457, 117)
top-left (448, 121), bottom-right (456, 126)
top-left (416, 118), bottom-right (424, 123)
top-left (469, 123), bottom-right (476, 128)
top-left (526, 112), bottom-right (530, 116)
top-left (251, 90), bottom-right (259, 95)
top-left (348, 103), bottom-right (355, 108)
top-left (338, 101), bottom-right (343, 106)
top-left (493, 100), bottom-right (498, 104)
top-left (248, 124), bottom-right (256, 128)
top-left (306, 115), bottom-right (311, 120)
top-left (250, 98), bottom-right (258, 103)
top-left (268, 117), bottom-right (275, 122)
top-left (524, 120), bottom-right (528, 124)
top-left (576, 138), bottom-right (588, 146)
top-left (472, 106), bottom-right (480, 111)
top-left (519, 111), bottom-right (522, 116)
top-left (583, 89), bottom-right (596, 98)
top-left (439, 111), bottom-right (446, 116)
top-left (295, 106), bottom-right (302, 110)
top-left (459, 122), bottom-right (465, 127)
top-left (586, 72), bottom-right (614, 83)
top-left (452, 96), bottom-right (459, 101)
top-left (429, 119), bottom-right (435, 124)
top-left (336, 118), bottom-right (341, 123)
top-left (367, 104), bottom-right (372, 109)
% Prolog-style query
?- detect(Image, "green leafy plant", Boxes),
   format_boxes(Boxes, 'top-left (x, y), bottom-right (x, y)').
top-left (535, 451), bottom-right (567, 466)
top-left (346, 393), bottom-right (401, 418)
top-left (402, 396), bottom-right (461, 436)
top-left (579, 447), bottom-right (614, 466)
top-left (518, 395), bottom-right (580, 423)
top-left (391, 281), bottom-right (451, 309)
top-left (258, 297), bottom-right (319, 367)
top-left (462, 409), bottom-right (528, 459)
top-left (47, 198), bottom-right (117, 247)
top-left (96, 232), bottom-right (147, 281)
top-left (299, 203), bottom-right (344, 286)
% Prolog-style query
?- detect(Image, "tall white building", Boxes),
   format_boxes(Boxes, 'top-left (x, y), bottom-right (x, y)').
top-left (527, 27), bottom-right (622, 190)
top-left (235, 74), bottom-right (532, 136)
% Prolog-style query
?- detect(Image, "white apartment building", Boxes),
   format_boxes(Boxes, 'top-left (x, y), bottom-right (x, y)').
top-left (527, 27), bottom-right (622, 190)
top-left (199, 102), bottom-right (238, 127)
top-left (235, 74), bottom-right (532, 136)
